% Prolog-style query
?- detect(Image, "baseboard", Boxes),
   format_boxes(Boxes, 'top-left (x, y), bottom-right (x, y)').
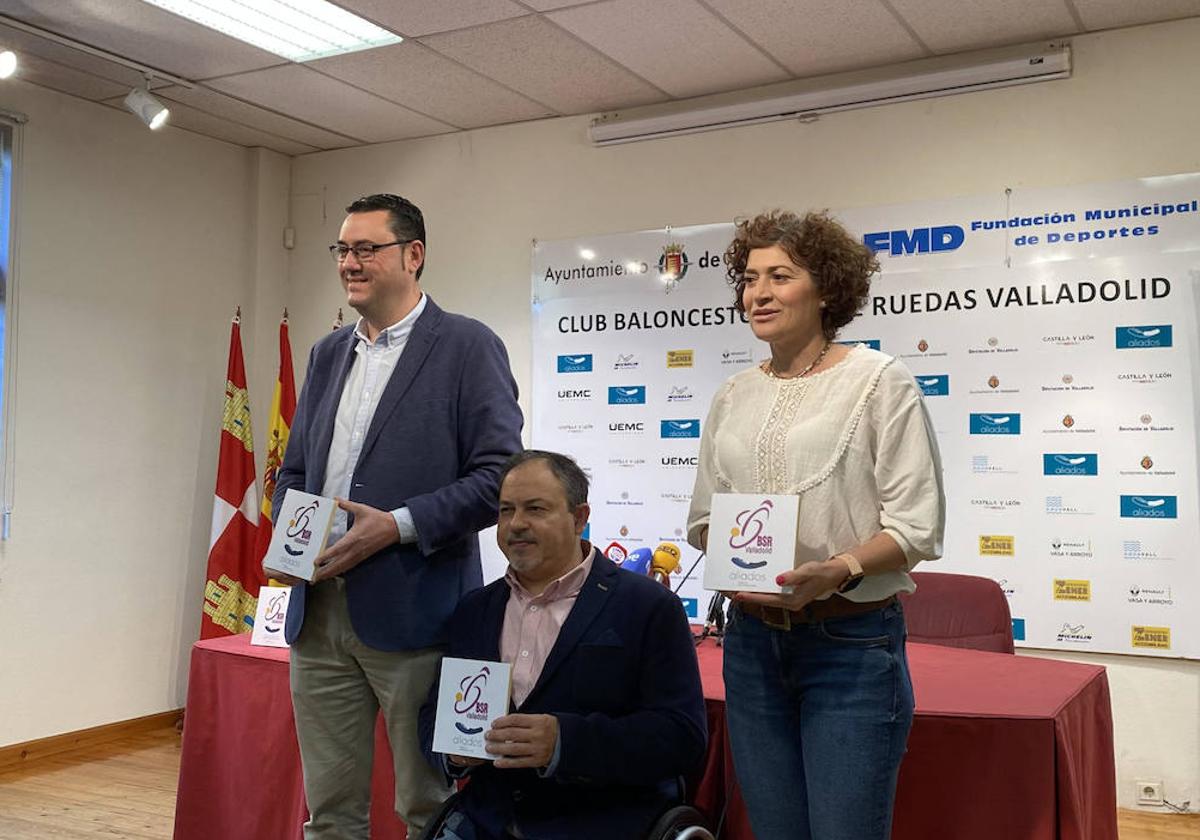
top-left (0, 709), bottom-right (183, 773)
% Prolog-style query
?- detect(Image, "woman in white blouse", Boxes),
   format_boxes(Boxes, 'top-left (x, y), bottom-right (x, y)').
top-left (687, 210), bottom-right (945, 840)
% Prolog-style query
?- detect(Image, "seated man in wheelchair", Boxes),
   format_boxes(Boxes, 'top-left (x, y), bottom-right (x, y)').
top-left (419, 450), bottom-right (708, 840)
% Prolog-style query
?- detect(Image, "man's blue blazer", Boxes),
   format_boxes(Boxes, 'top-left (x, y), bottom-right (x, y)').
top-left (274, 297), bottom-right (523, 650)
top-left (419, 555), bottom-right (708, 839)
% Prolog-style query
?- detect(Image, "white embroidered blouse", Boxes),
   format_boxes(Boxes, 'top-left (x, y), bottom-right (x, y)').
top-left (686, 345), bottom-right (946, 602)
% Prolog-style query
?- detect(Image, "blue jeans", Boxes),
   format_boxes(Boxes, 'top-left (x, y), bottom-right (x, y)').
top-left (723, 600), bottom-right (914, 840)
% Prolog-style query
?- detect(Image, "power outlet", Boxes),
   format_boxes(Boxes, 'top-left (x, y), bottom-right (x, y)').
top-left (1136, 780), bottom-right (1164, 805)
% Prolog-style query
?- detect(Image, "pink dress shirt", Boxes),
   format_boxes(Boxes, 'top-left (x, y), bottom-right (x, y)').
top-left (500, 543), bottom-right (596, 708)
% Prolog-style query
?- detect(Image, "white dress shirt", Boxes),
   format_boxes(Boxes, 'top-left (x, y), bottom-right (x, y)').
top-left (321, 294), bottom-right (428, 546)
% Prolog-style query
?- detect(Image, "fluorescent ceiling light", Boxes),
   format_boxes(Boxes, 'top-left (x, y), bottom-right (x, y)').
top-left (140, 0), bottom-right (402, 62)
top-left (590, 42), bottom-right (1071, 146)
top-left (0, 50), bottom-right (16, 79)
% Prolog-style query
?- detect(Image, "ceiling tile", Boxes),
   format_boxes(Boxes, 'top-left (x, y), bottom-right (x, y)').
top-left (702, 0), bottom-right (927, 77)
top-left (309, 41), bottom-right (553, 129)
top-left (548, 0), bottom-right (789, 98)
top-left (1072, 0), bottom-right (1200, 31)
top-left (101, 93), bottom-right (317, 155)
top-left (420, 15), bottom-right (666, 113)
top-left (335, 0), bottom-right (527, 37)
top-left (0, 19), bottom-right (163, 91)
top-left (205, 64), bottom-right (456, 143)
top-left (0, 0), bottom-right (284, 80)
top-left (886, 0), bottom-right (1080, 53)
top-left (152, 84), bottom-right (359, 149)
top-left (9, 52), bottom-right (130, 100)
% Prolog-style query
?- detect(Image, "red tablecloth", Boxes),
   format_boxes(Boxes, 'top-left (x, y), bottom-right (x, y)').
top-left (174, 635), bottom-right (1116, 840)
top-left (692, 639), bottom-right (1117, 840)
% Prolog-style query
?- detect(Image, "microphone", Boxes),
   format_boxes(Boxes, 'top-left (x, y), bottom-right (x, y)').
top-left (619, 547), bottom-right (653, 575)
top-left (651, 542), bottom-right (682, 587)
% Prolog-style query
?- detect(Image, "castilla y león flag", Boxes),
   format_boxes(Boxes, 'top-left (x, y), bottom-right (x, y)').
top-left (202, 309), bottom-right (262, 638)
top-left (253, 312), bottom-right (297, 573)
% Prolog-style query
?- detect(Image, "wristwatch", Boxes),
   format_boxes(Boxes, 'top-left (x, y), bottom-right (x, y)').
top-left (833, 553), bottom-right (865, 593)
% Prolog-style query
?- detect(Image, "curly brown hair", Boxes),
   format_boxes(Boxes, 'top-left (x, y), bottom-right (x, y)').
top-left (725, 210), bottom-right (878, 339)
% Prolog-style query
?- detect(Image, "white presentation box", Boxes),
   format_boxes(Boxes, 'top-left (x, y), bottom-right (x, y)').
top-left (250, 585), bottom-right (292, 648)
top-left (262, 489), bottom-right (335, 582)
top-left (703, 493), bottom-right (799, 593)
top-left (431, 657), bottom-right (513, 760)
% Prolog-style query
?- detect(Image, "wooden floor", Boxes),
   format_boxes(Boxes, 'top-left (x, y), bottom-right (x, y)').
top-left (0, 726), bottom-right (1195, 838)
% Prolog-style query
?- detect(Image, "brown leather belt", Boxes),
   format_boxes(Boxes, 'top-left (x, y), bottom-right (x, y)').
top-left (737, 595), bottom-right (895, 630)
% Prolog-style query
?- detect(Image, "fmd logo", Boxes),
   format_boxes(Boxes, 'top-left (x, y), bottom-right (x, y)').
top-left (969, 413), bottom-right (1021, 435)
top-left (1116, 325), bottom-right (1172, 349)
top-left (607, 386), bottom-right (646, 405)
top-left (1042, 454), bottom-right (1098, 476)
top-left (556, 354), bottom-right (593, 373)
top-left (661, 419), bottom-right (700, 439)
top-left (863, 225), bottom-right (965, 257)
top-left (1120, 495), bottom-right (1178, 519)
top-left (916, 375), bottom-right (949, 396)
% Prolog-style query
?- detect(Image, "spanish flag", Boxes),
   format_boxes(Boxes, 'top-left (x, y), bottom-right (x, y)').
top-left (254, 311), bottom-right (297, 583)
top-left (201, 309), bottom-right (261, 638)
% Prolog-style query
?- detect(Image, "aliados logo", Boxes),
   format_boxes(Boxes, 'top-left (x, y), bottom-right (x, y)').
top-left (1120, 495), bottom-right (1178, 518)
top-left (916, 375), bottom-right (949, 396)
top-left (607, 385), bottom-right (646, 405)
top-left (453, 667), bottom-right (492, 735)
top-left (969, 413), bottom-right (1021, 435)
top-left (556, 354), bottom-right (593, 373)
top-left (1131, 625), bottom-right (1170, 649)
top-left (1042, 453), bottom-right (1099, 476)
top-left (1116, 324), bottom-right (1172, 349)
top-left (658, 243), bottom-right (689, 285)
top-left (660, 419), bottom-right (700, 438)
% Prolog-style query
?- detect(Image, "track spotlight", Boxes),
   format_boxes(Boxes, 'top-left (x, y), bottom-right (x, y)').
top-left (0, 50), bottom-right (16, 79)
top-left (124, 86), bottom-right (169, 130)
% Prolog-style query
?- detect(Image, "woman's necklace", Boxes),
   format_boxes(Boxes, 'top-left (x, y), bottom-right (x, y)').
top-left (763, 340), bottom-right (831, 380)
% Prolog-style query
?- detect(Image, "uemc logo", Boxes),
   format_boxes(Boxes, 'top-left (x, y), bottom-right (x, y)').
top-left (607, 385), bottom-right (646, 405)
top-left (660, 419), bottom-right (700, 438)
top-left (1116, 325), bottom-right (1172, 349)
top-left (1120, 495), bottom-right (1178, 519)
top-left (969, 413), bottom-right (1021, 435)
top-left (863, 225), bottom-right (964, 257)
top-left (556, 354), bottom-right (593, 373)
top-left (1042, 454), bottom-right (1098, 476)
top-left (916, 375), bottom-right (949, 396)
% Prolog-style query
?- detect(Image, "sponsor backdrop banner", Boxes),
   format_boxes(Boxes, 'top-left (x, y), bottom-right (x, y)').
top-left (531, 173), bottom-right (1200, 659)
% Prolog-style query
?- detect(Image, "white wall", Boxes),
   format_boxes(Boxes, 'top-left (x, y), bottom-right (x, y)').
top-left (287, 19), bottom-right (1200, 810)
top-left (0, 81), bottom-right (289, 746)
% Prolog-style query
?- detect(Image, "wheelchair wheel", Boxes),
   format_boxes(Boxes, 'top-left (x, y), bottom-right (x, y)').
top-left (645, 805), bottom-right (715, 840)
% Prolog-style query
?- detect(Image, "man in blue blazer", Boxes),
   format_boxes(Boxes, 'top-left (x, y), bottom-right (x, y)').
top-left (269, 194), bottom-right (523, 839)
top-left (418, 451), bottom-right (707, 840)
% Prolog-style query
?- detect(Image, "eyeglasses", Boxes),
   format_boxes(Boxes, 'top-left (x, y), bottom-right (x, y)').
top-left (329, 240), bottom-right (409, 262)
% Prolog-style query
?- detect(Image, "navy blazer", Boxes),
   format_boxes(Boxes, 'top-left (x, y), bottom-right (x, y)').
top-left (274, 297), bottom-right (523, 650)
top-left (419, 554), bottom-right (708, 840)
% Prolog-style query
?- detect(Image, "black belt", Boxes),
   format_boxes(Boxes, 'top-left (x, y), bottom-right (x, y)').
top-left (737, 595), bottom-right (895, 630)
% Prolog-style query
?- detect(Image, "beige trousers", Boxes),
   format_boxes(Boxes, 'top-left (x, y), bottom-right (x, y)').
top-left (290, 579), bottom-right (453, 839)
